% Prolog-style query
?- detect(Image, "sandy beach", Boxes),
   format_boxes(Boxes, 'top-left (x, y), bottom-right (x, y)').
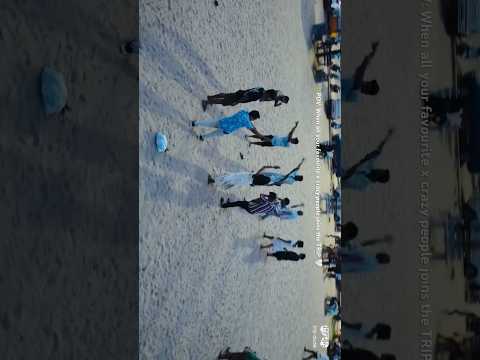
top-left (140, 0), bottom-right (335, 359)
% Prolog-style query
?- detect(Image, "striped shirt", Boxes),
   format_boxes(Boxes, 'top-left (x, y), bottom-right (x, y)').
top-left (247, 194), bottom-right (277, 215)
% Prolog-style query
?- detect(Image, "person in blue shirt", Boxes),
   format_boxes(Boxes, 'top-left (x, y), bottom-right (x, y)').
top-left (192, 110), bottom-right (263, 141)
top-left (342, 129), bottom-right (393, 191)
top-left (246, 121), bottom-right (299, 147)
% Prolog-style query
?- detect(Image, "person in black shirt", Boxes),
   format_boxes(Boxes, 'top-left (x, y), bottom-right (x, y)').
top-left (267, 250), bottom-right (305, 261)
top-left (202, 88), bottom-right (289, 109)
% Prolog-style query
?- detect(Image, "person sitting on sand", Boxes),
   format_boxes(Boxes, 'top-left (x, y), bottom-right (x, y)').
top-left (260, 233), bottom-right (304, 252)
top-left (246, 121), bottom-right (299, 147)
top-left (220, 193), bottom-right (281, 218)
top-left (343, 41), bottom-right (380, 101)
top-left (208, 159), bottom-right (304, 189)
top-left (192, 110), bottom-right (263, 141)
top-left (342, 128), bottom-right (393, 191)
top-left (339, 248), bottom-right (390, 273)
top-left (218, 347), bottom-right (263, 360)
top-left (302, 346), bottom-right (329, 360)
top-left (203, 88), bottom-right (289, 110)
top-left (267, 250), bottom-right (306, 261)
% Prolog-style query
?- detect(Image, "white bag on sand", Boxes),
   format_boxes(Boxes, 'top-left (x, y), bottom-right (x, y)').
top-left (41, 67), bottom-right (67, 115)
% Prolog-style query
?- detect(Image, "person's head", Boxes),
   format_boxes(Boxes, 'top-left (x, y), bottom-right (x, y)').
top-left (368, 169), bottom-right (390, 183)
top-left (294, 175), bottom-right (303, 182)
top-left (280, 95), bottom-right (289, 104)
top-left (281, 198), bottom-right (290, 207)
top-left (295, 241), bottom-right (304, 248)
top-left (268, 192), bottom-right (277, 201)
top-left (380, 355), bottom-right (396, 360)
top-left (249, 110), bottom-right (260, 121)
top-left (342, 222), bottom-right (359, 241)
top-left (361, 80), bottom-right (380, 95)
top-left (376, 253), bottom-right (391, 264)
top-left (290, 137), bottom-right (299, 144)
top-left (299, 254), bottom-right (306, 260)
top-left (297, 211), bottom-right (304, 216)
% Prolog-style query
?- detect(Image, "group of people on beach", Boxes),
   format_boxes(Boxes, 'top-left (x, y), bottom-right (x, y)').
top-left (192, 85), bottom-right (311, 264)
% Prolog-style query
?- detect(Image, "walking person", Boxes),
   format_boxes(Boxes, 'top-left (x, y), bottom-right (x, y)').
top-left (207, 159), bottom-right (305, 189)
top-left (260, 233), bottom-right (304, 252)
top-left (247, 121), bottom-right (300, 147)
top-left (342, 128), bottom-right (394, 190)
top-left (343, 41), bottom-right (380, 101)
top-left (203, 88), bottom-right (289, 110)
top-left (192, 110), bottom-right (263, 141)
top-left (261, 202), bottom-right (304, 221)
top-left (220, 193), bottom-right (280, 218)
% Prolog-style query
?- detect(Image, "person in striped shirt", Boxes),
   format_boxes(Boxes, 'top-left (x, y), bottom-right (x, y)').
top-left (220, 192), bottom-right (281, 217)
top-left (260, 201), bottom-right (304, 221)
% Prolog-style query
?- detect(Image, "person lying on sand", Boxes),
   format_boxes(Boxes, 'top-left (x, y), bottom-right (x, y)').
top-left (302, 346), bottom-right (329, 360)
top-left (342, 128), bottom-right (394, 191)
top-left (343, 41), bottom-right (380, 101)
top-left (220, 193), bottom-right (281, 217)
top-left (207, 159), bottom-right (304, 189)
top-left (246, 121), bottom-right (299, 147)
top-left (193, 110), bottom-right (263, 141)
top-left (217, 347), bottom-right (263, 360)
top-left (260, 233), bottom-right (304, 252)
top-left (267, 250), bottom-right (306, 261)
top-left (203, 88), bottom-right (289, 110)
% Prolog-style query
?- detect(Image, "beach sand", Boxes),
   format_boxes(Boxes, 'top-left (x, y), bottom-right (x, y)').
top-left (140, 0), bottom-right (335, 359)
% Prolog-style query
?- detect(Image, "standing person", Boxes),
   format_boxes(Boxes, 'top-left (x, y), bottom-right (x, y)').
top-left (217, 347), bottom-right (263, 360)
top-left (260, 233), bottom-right (304, 252)
top-left (342, 128), bottom-right (394, 190)
top-left (202, 87), bottom-right (289, 110)
top-left (220, 193), bottom-right (279, 218)
top-left (339, 248), bottom-right (390, 273)
top-left (207, 159), bottom-right (304, 189)
top-left (247, 121), bottom-right (300, 148)
top-left (267, 250), bottom-right (306, 261)
top-left (343, 41), bottom-right (380, 101)
top-left (302, 347), bottom-right (329, 360)
top-left (192, 110), bottom-right (263, 141)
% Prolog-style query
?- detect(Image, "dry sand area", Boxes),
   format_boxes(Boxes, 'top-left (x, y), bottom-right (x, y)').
top-left (140, 0), bottom-right (335, 359)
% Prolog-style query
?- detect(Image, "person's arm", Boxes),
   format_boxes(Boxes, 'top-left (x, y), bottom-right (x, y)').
top-left (248, 127), bottom-right (264, 138)
top-left (255, 165), bottom-right (280, 175)
top-left (274, 99), bottom-right (282, 107)
top-left (287, 121), bottom-right (299, 140)
top-left (290, 203), bottom-right (304, 209)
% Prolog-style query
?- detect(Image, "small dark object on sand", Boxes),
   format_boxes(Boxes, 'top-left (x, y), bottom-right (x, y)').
top-left (214, 0), bottom-right (219, 6)
top-left (239, 152), bottom-right (244, 160)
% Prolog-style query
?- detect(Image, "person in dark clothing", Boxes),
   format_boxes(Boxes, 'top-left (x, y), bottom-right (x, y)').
top-left (203, 88), bottom-right (289, 110)
top-left (267, 250), bottom-right (306, 261)
top-left (343, 41), bottom-right (380, 101)
top-left (220, 193), bottom-right (279, 217)
top-left (217, 347), bottom-right (262, 360)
